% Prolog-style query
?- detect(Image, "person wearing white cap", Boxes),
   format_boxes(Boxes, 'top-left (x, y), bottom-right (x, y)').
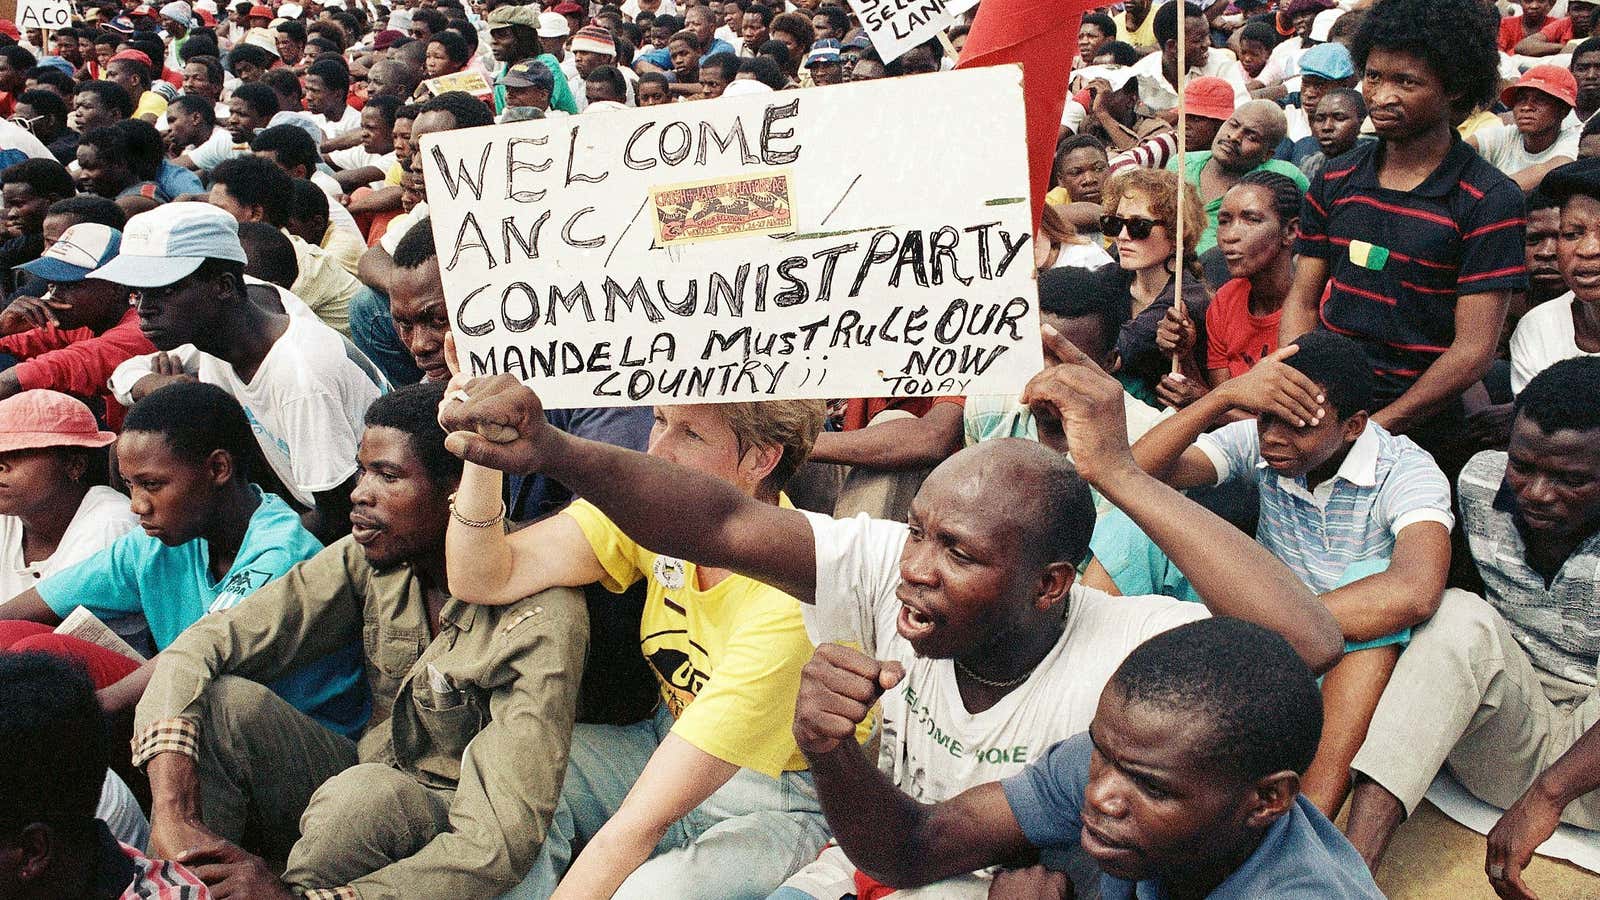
top-left (99, 203), bottom-right (385, 542)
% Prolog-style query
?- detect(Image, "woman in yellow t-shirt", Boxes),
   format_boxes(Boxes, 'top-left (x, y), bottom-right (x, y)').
top-left (444, 359), bottom-right (842, 900)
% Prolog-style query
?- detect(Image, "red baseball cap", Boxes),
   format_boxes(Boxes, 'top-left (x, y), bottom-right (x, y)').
top-left (0, 391), bottom-right (116, 455)
top-left (110, 48), bottom-right (156, 69)
top-left (0, 19), bottom-right (20, 40)
top-left (248, 3), bottom-right (273, 16)
top-left (1502, 65), bottom-right (1578, 108)
top-left (1184, 76), bottom-right (1236, 121)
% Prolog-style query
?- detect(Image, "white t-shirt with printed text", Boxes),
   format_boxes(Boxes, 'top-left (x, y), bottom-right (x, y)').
top-left (800, 510), bottom-right (1209, 804)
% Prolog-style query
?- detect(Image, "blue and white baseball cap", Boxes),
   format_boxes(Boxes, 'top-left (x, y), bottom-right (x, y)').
top-left (805, 38), bottom-right (843, 68)
top-left (88, 203), bottom-right (247, 288)
top-left (16, 224), bottom-right (122, 284)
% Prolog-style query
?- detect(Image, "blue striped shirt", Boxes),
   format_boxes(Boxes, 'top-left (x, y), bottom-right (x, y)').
top-left (1197, 420), bottom-right (1453, 591)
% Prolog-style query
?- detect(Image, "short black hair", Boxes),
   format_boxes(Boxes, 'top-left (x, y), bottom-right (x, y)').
top-left (1038, 266), bottom-right (1128, 361)
top-left (1527, 189), bottom-right (1559, 214)
top-left (745, 2), bottom-right (775, 24)
top-left (1573, 35), bottom-right (1600, 62)
top-left (1234, 169), bottom-right (1303, 226)
top-left (0, 157), bottom-right (74, 200)
top-left (1153, 1), bottom-right (1204, 45)
top-left (428, 29), bottom-right (471, 65)
top-left (1284, 330), bottom-right (1375, 419)
top-left (263, 67), bottom-right (306, 105)
top-left (15, 88), bottom-right (66, 126)
top-left (46, 195), bottom-right (125, 229)
top-left (23, 66), bottom-right (74, 95)
top-left (418, 90), bottom-right (494, 128)
top-left (275, 19), bottom-right (307, 42)
top-left (739, 54), bottom-right (785, 90)
top-left (1052, 132), bottom-right (1107, 182)
top-left (1514, 356), bottom-right (1600, 435)
top-left (76, 79), bottom-right (134, 118)
top-left (251, 122), bottom-right (321, 175)
top-left (238, 220), bottom-right (299, 289)
top-left (412, 7), bottom-right (448, 33)
top-left (756, 38), bottom-right (791, 72)
top-left (227, 41), bottom-right (276, 71)
top-left (638, 71), bottom-right (669, 92)
top-left (0, 44), bottom-right (37, 71)
top-left (106, 55), bottom-right (153, 89)
top-left (1109, 617), bottom-right (1323, 780)
top-left (0, 653), bottom-right (108, 830)
top-left (123, 380), bottom-right (258, 481)
top-left (392, 216), bottom-right (436, 269)
top-left (230, 81), bottom-right (279, 118)
top-left (1238, 19), bottom-right (1280, 49)
top-left (169, 92), bottom-right (216, 128)
top-left (586, 64), bottom-right (627, 101)
top-left (289, 178), bottom-right (329, 225)
top-left (815, 5), bottom-right (850, 35)
top-left (306, 56), bottom-right (350, 94)
top-left (1081, 11), bottom-right (1116, 37)
top-left (702, 50), bottom-right (739, 81)
top-left (116, 119), bottom-right (166, 180)
top-left (653, 13), bottom-right (683, 31)
top-left (363, 93), bottom-right (403, 128)
top-left (211, 155), bottom-right (293, 226)
top-left (364, 381), bottom-right (461, 486)
top-left (178, 37), bottom-right (221, 65)
top-left (184, 53), bottom-right (224, 85)
top-left (1095, 40), bottom-right (1140, 66)
top-left (1317, 86), bottom-right (1366, 118)
top-left (1350, 0), bottom-right (1499, 114)
top-left (1539, 157), bottom-right (1600, 202)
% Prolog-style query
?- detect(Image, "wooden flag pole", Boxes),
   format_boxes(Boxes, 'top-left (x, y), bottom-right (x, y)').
top-left (1171, 0), bottom-right (1188, 377)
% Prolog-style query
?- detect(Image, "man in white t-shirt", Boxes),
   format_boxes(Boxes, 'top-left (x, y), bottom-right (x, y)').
top-left (1132, 1), bottom-right (1252, 123)
top-left (436, 326), bottom-right (1346, 898)
top-left (165, 95), bottom-right (234, 174)
top-left (92, 203), bottom-right (384, 544)
top-left (1510, 158), bottom-right (1600, 392)
top-left (1470, 65), bottom-right (1583, 191)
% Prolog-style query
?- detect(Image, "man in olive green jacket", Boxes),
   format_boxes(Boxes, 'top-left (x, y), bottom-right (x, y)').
top-left (131, 382), bottom-right (589, 899)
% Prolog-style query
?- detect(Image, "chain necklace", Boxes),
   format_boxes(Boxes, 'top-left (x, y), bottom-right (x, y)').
top-left (954, 658), bottom-right (1033, 690)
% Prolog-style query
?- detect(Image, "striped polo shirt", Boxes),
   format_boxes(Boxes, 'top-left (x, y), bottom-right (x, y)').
top-left (1295, 137), bottom-right (1528, 404)
top-left (1197, 420), bottom-right (1454, 591)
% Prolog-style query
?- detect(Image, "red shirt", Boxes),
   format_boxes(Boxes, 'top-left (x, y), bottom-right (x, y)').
top-left (1536, 16), bottom-right (1576, 44)
top-left (1205, 278), bottom-right (1282, 379)
top-left (0, 306), bottom-right (155, 429)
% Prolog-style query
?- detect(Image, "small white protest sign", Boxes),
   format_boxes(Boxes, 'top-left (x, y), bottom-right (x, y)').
top-left (849, 0), bottom-right (961, 63)
top-left (16, 0), bottom-right (72, 29)
top-left (421, 67), bottom-right (1041, 410)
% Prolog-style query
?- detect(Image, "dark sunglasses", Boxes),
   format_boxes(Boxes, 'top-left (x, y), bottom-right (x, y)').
top-left (1100, 214), bottom-right (1160, 240)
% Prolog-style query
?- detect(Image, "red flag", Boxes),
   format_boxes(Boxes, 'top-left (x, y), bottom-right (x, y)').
top-left (956, 0), bottom-right (1084, 226)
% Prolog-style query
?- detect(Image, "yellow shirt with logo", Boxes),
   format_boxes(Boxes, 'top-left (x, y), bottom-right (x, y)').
top-left (566, 495), bottom-right (820, 777)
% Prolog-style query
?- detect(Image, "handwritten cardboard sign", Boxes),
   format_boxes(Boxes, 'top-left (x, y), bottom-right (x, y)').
top-left (424, 70), bottom-right (492, 98)
top-left (421, 67), bottom-right (1040, 409)
top-left (849, 0), bottom-right (963, 63)
top-left (16, 0), bottom-right (71, 29)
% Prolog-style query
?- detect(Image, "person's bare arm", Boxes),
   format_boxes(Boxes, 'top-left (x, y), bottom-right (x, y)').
top-left (1278, 255), bottom-right (1328, 343)
top-left (0, 587), bottom-right (62, 625)
top-left (446, 463), bottom-right (609, 605)
top-left (1487, 720), bottom-right (1600, 899)
top-left (347, 184), bottom-right (402, 215)
top-left (551, 736), bottom-right (739, 899)
top-left (1371, 292), bottom-right (1508, 435)
top-left (357, 243), bottom-right (397, 291)
top-left (1514, 32), bottom-right (1567, 55)
top-left (320, 130), bottom-right (366, 153)
top-left (1025, 327), bottom-right (1343, 673)
top-left (808, 403), bottom-right (964, 470)
top-left (1508, 156), bottom-right (1575, 193)
top-left (794, 644), bottom-right (1034, 887)
top-left (438, 374), bottom-right (819, 603)
top-left (1319, 522), bottom-right (1450, 642)
top-left (333, 165), bottom-right (387, 193)
top-left (98, 658), bottom-right (158, 714)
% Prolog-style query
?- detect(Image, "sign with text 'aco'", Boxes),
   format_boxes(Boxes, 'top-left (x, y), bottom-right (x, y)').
top-left (420, 67), bottom-right (1040, 410)
top-left (16, 0), bottom-right (72, 29)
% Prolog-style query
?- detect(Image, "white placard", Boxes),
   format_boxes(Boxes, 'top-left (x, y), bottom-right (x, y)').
top-left (849, 0), bottom-right (961, 63)
top-left (421, 67), bottom-right (1041, 410)
top-left (17, 0), bottom-right (71, 29)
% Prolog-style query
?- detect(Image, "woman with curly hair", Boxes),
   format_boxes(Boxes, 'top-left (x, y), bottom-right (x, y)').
top-left (1278, 0), bottom-right (1526, 484)
top-left (1101, 166), bottom-right (1209, 397)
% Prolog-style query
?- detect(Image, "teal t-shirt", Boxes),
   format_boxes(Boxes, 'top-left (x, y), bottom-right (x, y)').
top-left (39, 489), bottom-right (370, 736)
top-left (493, 55), bottom-right (579, 115)
top-left (1170, 151), bottom-right (1311, 255)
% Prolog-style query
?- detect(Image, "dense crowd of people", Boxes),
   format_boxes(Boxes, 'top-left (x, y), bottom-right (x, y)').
top-left (0, 0), bottom-right (1598, 896)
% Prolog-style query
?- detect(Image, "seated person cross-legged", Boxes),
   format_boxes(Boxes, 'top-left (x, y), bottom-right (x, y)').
top-left (1345, 357), bottom-right (1600, 897)
top-left (1101, 331), bottom-right (1453, 816)
top-left (131, 382), bottom-right (588, 899)
top-left (436, 327), bottom-right (1347, 899)
top-left (789, 617), bottom-right (1385, 899)
top-left (446, 358), bottom-right (853, 897)
top-left (0, 381), bottom-right (367, 732)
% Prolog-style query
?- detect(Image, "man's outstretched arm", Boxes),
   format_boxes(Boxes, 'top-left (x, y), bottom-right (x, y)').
top-left (1024, 326), bottom-right (1344, 674)
top-left (438, 374), bottom-right (819, 603)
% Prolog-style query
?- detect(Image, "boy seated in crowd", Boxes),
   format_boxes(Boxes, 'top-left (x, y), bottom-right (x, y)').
top-left (1095, 331), bottom-right (1452, 816)
top-left (1346, 358), bottom-right (1600, 895)
top-left (0, 381), bottom-right (366, 730)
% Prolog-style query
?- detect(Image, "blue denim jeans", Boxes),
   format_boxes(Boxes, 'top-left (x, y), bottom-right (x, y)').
top-left (348, 285), bottom-right (423, 387)
top-left (503, 705), bottom-right (830, 900)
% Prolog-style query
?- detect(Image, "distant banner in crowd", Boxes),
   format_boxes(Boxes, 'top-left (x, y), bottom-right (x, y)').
top-left (16, 0), bottom-right (72, 28)
top-left (849, 0), bottom-right (971, 63)
top-left (422, 67), bottom-right (1041, 410)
